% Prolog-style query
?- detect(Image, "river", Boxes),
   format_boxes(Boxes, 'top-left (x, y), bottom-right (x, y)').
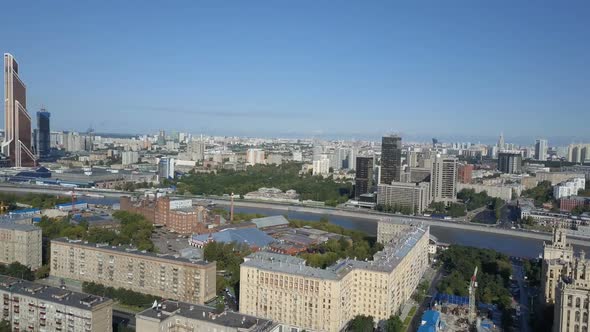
top-left (47, 196), bottom-right (590, 258)
top-left (228, 205), bottom-right (590, 258)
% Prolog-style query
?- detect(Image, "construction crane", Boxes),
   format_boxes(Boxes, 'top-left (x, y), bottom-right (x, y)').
top-left (468, 266), bottom-right (478, 324)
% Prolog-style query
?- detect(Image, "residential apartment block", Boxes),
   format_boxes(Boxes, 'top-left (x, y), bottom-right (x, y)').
top-left (50, 238), bottom-right (216, 304)
top-left (239, 220), bottom-right (429, 332)
top-left (0, 275), bottom-right (113, 332)
top-left (137, 300), bottom-right (281, 332)
top-left (542, 227), bottom-right (575, 304)
top-left (430, 155), bottom-right (457, 204)
top-left (0, 223), bottom-right (42, 270)
top-left (377, 182), bottom-right (430, 214)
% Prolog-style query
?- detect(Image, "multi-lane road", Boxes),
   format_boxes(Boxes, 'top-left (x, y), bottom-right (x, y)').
top-left (2, 183), bottom-right (590, 247)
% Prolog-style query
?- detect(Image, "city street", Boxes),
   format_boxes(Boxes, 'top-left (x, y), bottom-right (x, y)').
top-left (512, 262), bottom-right (531, 332)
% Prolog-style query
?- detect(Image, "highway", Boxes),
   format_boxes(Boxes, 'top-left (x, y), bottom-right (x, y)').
top-left (2, 183), bottom-right (590, 247)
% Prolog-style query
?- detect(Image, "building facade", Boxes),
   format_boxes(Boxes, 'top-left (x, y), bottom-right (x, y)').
top-left (120, 196), bottom-right (208, 234)
top-left (535, 139), bottom-right (548, 161)
top-left (50, 238), bottom-right (217, 304)
top-left (34, 108), bottom-right (51, 157)
top-left (380, 135), bottom-right (402, 184)
top-left (377, 182), bottom-right (430, 214)
top-left (554, 178), bottom-right (586, 200)
top-left (0, 223), bottom-right (42, 270)
top-left (430, 155), bottom-right (457, 204)
top-left (542, 226), bottom-right (574, 304)
top-left (498, 151), bottom-right (522, 174)
top-left (457, 164), bottom-right (473, 184)
top-left (355, 156), bottom-right (374, 199)
top-left (567, 144), bottom-right (590, 164)
top-left (136, 300), bottom-right (281, 332)
top-left (2, 53), bottom-right (36, 167)
top-left (553, 254), bottom-right (590, 332)
top-left (0, 275), bottom-right (113, 332)
top-left (239, 221), bottom-right (429, 332)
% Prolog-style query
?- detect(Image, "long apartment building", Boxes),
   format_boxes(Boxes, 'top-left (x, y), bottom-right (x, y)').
top-left (0, 223), bottom-right (42, 270)
top-left (120, 196), bottom-right (209, 234)
top-left (377, 182), bottom-right (430, 214)
top-left (137, 300), bottom-right (281, 332)
top-left (0, 275), bottom-right (113, 332)
top-left (239, 220), bottom-right (429, 332)
top-left (50, 238), bottom-right (216, 304)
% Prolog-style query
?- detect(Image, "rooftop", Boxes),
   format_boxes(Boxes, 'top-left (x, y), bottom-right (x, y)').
top-left (191, 228), bottom-right (276, 248)
top-left (137, 300), bottom-right (277, 331)
top-left (251, 215), bottom-right (289, 229)
top-left (0, 275), bottom-right (111, 310)
top-left (51, 238), bottom-right (213, 266)
top-left (0, 222), bottom-right (40, 232)
top-left (242, 225), bottom-right (428, 279)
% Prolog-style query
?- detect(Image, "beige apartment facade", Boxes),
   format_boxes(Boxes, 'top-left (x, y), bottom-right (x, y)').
top-left (542, 226), bottom-right (575, 304)
top-left (377, 182), bottom-right (430, 214)
top-left (0, 275), bottom-right (113, 332)
top-left (50, 238), bottom-right (216, 304)
top-left (239, 221), bottom-right (429, 332)
top-left (0, 223), bottom-right (42, 270)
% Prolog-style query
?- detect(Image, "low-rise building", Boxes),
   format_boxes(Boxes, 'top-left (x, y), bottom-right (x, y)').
top-left (0, 223), bottom-right (42, 270)
top-left (136, 300), bottom-right (281, 332)
top-left (0, 275), bottom-right (113, 332)
top-left (457, 183), bottom-right (520, 201)
top-left (554, 177), bottom-right (586, 200)
top-left (50, 238), bottom-right (217, 304)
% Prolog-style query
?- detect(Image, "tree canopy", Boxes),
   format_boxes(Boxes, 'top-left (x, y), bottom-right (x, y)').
top-left (347, 315), bottom-right (374, 332)
top-left (173, 162), bottom-right (352, 206)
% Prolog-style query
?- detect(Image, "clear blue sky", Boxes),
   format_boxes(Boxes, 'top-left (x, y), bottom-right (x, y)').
top-left (1, 1), bottom-right (589, 143)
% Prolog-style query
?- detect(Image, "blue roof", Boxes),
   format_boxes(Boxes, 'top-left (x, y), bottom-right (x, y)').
top-left (417, 326), bottom-right (436, 332)
top-left (192, 228), bottom-right (276, 248)
top-left (55, 201), bottom-right (88, 207)
top-left (421, 310), bottom-right (440, 325)
top-left (9, 208), bottom-right (41, 214)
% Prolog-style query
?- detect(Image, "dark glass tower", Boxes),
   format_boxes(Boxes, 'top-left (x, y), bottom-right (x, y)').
top-left (380, 135), bottom-right (402, 184)
top-left (355, 156), bottom-right (374, 199)
top-left (35, 108), bottom-right (51, 157)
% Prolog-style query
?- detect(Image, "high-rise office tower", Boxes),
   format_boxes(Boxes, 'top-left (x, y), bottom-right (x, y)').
top-left (380, 135), bottom-right (402, 184)
top-left (535, 139), bottom-right (548, 161)
top-left (430, 155), bottom-right (457, 204)
top-left (158, 157), bottom-right (175, 180)
top-left (33, 107), bottom-right (51, 157)
top-left (2, 53), bottom-right (36, 167)
top-left (355, 156), bottom-right (374, 199)
top-left (498, 151), bottom-right (522, 174)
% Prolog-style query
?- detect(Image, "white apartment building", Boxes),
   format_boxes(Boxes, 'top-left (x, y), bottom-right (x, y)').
top-left (377, 182), bottom-right (430, 214)
top-left (121, 150), bottom-right (139, 165)
top-left (312, 157), bottom-right (330, 176)
top-left (0, 223), bottom-right (42, 270)
top-left (554, 177), bottom-right (586, 200)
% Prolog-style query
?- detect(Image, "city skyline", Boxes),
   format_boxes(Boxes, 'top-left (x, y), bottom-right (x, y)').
top-left (1, 2), bottom-right (589, 141)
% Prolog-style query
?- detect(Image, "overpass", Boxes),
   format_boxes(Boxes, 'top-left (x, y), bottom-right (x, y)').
top-left (1, 183), bottom-right (590, 247)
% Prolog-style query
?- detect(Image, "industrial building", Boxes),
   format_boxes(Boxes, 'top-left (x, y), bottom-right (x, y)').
top-left (0, 275), bottom-right (113, 332)
top-left (50, 238), bottom-right (217, 304)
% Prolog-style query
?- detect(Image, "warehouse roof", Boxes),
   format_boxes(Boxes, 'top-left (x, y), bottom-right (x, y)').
top-left (251, 215), bottom-right (289, 229)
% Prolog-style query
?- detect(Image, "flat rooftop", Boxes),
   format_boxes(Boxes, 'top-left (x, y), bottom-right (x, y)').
top-left (0, 222), bottom-right (40, 232)
top-left (137, 300), bottom-right (277, 331)
top-left (51, 238), bottom-right (213, 267)
top-left (242, 225), bottom-right (428, 279)
top-left (0, 275), bottom-right (111, 310)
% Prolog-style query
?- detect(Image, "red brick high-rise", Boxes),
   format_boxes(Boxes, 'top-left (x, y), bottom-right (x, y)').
top-left (458, 164), bottom-right (474, 184)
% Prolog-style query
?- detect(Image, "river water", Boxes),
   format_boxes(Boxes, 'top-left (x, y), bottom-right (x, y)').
top-left (80, 197), bottom-right (589, 258)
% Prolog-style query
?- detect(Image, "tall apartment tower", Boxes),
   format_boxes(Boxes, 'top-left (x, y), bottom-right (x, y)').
top-left (355, 156), bottom-right (374, 199)
top-left (3, 53), bottom-right (36, 167)
top-left (535, 138), bottom-right (548, 161)
top-left (33, 107), bottom-right (51, 157)
top-left (380, 135), bottom-right (402, 184)
top-left (430, 155), bottom-right (457, 204)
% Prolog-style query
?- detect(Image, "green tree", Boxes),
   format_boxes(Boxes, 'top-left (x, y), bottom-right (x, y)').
top-left (0, 320), bottom-right (10, 332)
top-left (384, 315), bottom-right (404, 332)
top-left (35, 265), bottom-right (51, 280)
top-left (0, 262), bottom-right (35, 280)
top-left (348, 315), bottom-right (374, 332)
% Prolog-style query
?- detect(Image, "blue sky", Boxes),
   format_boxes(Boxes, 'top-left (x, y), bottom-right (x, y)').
top-left (1, 1), bottom-right (589, 143)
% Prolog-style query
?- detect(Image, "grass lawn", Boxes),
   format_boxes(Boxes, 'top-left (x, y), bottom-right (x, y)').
top-left (403, 306), bottom-right (418, 331)
top-left (113, 302), bottom-right (147, 314)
